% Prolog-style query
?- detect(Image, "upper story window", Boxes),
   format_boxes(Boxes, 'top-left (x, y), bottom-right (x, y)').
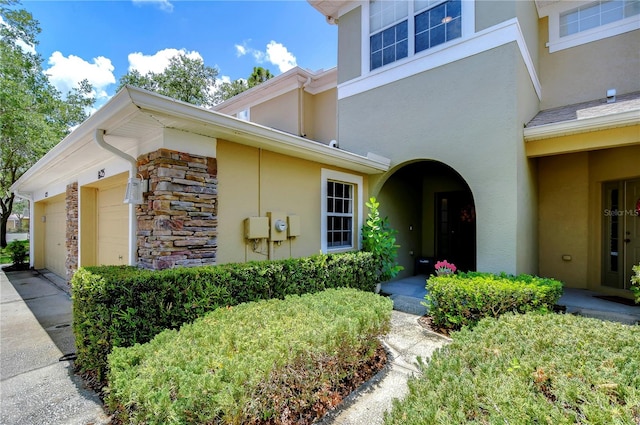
top-left (369, 0), bottom-right (463, 71)
top-left (543, 0), bottom-right (640, 53)
top-left (237, 108), bottom-right (250, 121)
top-left (415, 0), bottom-right (462, 53)
top-left (560, 0), bottom-right (640, 37)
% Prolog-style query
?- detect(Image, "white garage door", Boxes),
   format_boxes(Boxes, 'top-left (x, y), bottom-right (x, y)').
top-left (97, 183), bottom-right (129, 265)
top-left (44, 197), bottom-right (66, 278)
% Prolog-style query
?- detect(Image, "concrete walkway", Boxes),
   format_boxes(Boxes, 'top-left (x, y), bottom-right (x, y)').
top-left (320, 310), bottom-right (449, 425)
top-left (0, 268), bottom-right (109, 425)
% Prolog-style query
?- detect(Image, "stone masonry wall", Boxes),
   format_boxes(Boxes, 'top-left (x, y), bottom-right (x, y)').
top-left (65, 182), bottom-right (78, 282)
top-left (137, 149), bottom-right (218, 270)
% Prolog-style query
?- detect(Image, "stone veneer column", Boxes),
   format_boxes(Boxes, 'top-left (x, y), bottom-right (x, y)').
top-left (137, 149), bottom-right (218, 270)
top-left (65, 182), bottom-right (78, 282)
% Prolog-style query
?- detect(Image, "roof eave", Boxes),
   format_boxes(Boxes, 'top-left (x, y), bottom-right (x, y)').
top-left (11, 86), bottom-right (389, 195)
top-left (127, 86), bottom-right (390, 174)
top-left (10, 88), bottom-right (140, 194)
top-left (524, 109), bottom-right (640, 141)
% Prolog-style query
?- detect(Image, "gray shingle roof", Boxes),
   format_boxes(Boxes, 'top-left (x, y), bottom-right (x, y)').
top-left (526, 91), bottom-right (640, 128)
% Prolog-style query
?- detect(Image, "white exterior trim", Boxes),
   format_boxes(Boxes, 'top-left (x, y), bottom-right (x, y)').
top-left (11, 86), bottom-right (390, 200)
top-left (524, 109), bottom-right (640, 141)
top-left (320, 169), bottom-right (363, 253)
top-left (341, 17), bottom-right (542, 101)
top-left (540, 0), bottom-right (640, 53)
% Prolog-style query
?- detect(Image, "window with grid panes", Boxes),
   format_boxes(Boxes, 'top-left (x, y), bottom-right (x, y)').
top-left (560, 0), bottom-right (640, 37)
top-left (369, 0), bottom-right (463, 71)
top-left (326, 181), bottom-right (354, 248)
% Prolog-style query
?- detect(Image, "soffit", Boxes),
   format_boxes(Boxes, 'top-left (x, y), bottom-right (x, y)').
top-left (307, 0), bottom-right (351, 20)
top-left (12, 86), bottom-right (389, 195)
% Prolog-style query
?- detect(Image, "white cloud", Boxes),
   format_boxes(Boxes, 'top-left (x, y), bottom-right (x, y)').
top-left (131, 0), bottom-right (174, 13)
top-left (234, 44), bottom-right (246, 57)
top-left (265, 41), bottom-right (297, 73)
top-left (45, 52), bottom-right (116, 101)
top-left (128, 48), bottom-right (203, 74)
top-left (234, 40), bottom-right (297, 74)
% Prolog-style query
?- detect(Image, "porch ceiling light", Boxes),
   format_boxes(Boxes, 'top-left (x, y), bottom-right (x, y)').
top-left (124, 177), bottom-right (144, 204)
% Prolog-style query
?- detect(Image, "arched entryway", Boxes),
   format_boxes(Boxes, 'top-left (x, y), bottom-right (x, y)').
top-left (374, 160), bottom-right (476, 277)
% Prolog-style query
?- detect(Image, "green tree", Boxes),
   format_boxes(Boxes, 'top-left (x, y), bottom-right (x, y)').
top-left (247, 66), bottom-right (274, 88)
top-left (0, 0), bottom-right (94, 247)
top-left (212, 67), bottom-right (275, 104)
top-left (361, 197), bottom-right (403, 282)
top-left (213, 78), bottom-right (249, 104)
top-left (117, 54), bottom-right (219, 106)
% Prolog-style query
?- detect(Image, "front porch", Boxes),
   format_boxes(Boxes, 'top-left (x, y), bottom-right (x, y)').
top-left (380, 275), bottom-right (640, 325)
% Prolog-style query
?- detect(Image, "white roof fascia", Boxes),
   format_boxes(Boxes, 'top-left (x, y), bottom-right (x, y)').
top-left (524, 109), bottom-right (640, 141)
top-left (10, 89), bottom-right (140, 194)
top-left (11, 86), bottom-right (389, 195)
top-left (212, 67), bottom-right (336, 115)
top-left (127, 87), bottom-right (390, 173)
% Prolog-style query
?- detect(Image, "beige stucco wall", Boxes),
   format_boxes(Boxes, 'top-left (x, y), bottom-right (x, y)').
top-left (538, 20), bottom-right (640, 109)
top-left (538, 145), bottom-right (640, 293)
top-left (337, 5), bottom-right (362, 84)
top-left (475, 0), bottom-right (516, 32)
top-left (307, 88), bottom-right (337, 143)
top-left (516, 44), bottom-right (542, 275)
top-left (251, 90), bottom-right (299, 135)
top-left (538, 152), bottom-right (589, 287)
top-left (343, 42), bottom-right (538, 275)
top-left (216, 139), bottom-right (368, 265)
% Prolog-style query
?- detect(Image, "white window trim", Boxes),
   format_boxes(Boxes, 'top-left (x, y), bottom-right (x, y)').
top-left (321, 169), bottom-right (363, 253)
top-left (361, 0), bottom-right (475, 76)
top-left (544, 0), bottom-right (640, 53)
top-left (344, 17), bottom-right (541, 101)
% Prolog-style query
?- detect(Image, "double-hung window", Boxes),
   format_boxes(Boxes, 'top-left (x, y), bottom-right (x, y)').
top-left (544, 0), bottom-right (640, 52)
top-left (327, 181), bottom-right (354, 248)
top-left (369, 0), bottom-right (463, 71)
top-left (560, 0), bottom-right (640, 37)
top-left (321, 169), bottom-right (363, 253)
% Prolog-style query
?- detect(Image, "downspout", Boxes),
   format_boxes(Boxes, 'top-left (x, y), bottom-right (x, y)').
top-left (94, 129), bottom-right (138, 266)
top-left (299, 76), bottom-right (312, 137)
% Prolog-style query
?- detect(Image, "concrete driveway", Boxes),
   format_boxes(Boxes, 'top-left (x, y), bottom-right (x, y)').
top-left (0, 268), bottom-right (109, 425)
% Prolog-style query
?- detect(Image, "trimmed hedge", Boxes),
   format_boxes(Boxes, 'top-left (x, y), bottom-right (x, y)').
top-left (425, 272), bottom-right (563, 330)
top-left (71, 252), bottom-right (378, 387)
top-left (106, 288), bottom-right (393, 424)
top-left (385, 313), bottom-right (640, 424)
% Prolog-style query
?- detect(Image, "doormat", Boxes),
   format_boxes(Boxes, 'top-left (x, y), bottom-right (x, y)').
top-left (593, 295), bottom-right (638, 307)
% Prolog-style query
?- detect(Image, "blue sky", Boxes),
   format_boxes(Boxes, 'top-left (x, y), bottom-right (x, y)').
top-left (19, 0), bottom-right (337, 107)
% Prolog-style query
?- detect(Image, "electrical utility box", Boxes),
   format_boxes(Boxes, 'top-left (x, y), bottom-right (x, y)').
top-left (287, 215), bottom-right (301, 237)
top-left (244, 217), bottom-right (269, 239)
top-left (267, 212), bottom-right (288, 242)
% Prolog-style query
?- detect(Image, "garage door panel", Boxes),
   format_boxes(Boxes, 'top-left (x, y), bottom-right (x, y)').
top-left (97, 185), bottom-right (128, 265)
top-left (44, 199), bottom-right (66, 278)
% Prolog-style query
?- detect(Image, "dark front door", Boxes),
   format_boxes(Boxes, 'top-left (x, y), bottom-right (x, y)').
top-left (436, 191), bottom-right (476, 272)
top-left (603, 179), bottom-right (640, 289)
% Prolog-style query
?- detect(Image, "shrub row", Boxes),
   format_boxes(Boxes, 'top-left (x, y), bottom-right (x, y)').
top-left (106, 288), bottom-right (393, 424)
top-left (425, 272), bottom-right (563, 330)
top-left (71, 252), bottom-right (378, 387)
top-left (385, 312), bottom-right (640, 424)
